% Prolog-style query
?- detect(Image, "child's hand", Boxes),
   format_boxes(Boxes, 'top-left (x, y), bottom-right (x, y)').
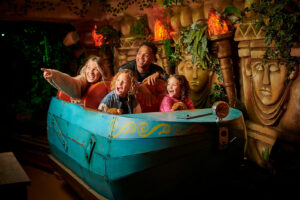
top-left (172, 102), bottom-right (187, 111)
top-left (41, 68), bottom-right (53, 79)
top-left (106, 108), bottom-right (122, 115)
top-left (70, 98), bottom-right (81, 104)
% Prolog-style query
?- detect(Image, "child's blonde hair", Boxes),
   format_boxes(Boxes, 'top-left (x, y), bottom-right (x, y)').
top-left (168, 74), bottom-right (190, 101)
top-left (111, 69), bottom-right (139, 96)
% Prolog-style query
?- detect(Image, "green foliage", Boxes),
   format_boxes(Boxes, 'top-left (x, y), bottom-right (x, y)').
top-left (222, 5), bottom-right (242, 25)
top-left (95, 25), bottom-right (121, 53)
top-left (163, 39), bottom-right (181, 68)
top-left (249, 0), bottom-right (299, 68)
top-left (179, 22), bottom-right (219, 70)
top-left (222, 5), bottom-right (242, 18)
top-left (1, 0), bottom-right (93, 17)
top-left (130, 16), bottom-right (150, 36)
top-left (102, 0), bottom-right (155, 16)
top-left (176, 21), bottom-right (228, 107)
top-left (262, 145), bottom-right (270, 161)
top-left (161, 0), bottom-right (182, 8)
top-left (4, 21), bottom-right (82, 115)
top-left (207, 83), bottom-right (227, 107)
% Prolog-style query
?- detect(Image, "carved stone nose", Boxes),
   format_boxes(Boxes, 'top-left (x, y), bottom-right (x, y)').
top-left (263, 65), bottom-right (270, 85)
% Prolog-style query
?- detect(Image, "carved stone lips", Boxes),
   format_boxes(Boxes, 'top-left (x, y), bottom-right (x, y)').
top-left (260, 88), bottom-right (271, 96)
top-left (191, 82), bottom-right (201, 85)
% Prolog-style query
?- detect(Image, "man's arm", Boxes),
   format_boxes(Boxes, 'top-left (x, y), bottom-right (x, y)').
top-left (143, 64), bottom-right (169, 86)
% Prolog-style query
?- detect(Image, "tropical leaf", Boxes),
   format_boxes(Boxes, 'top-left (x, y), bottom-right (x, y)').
top-left (222, 5), bottom-right (242, 18)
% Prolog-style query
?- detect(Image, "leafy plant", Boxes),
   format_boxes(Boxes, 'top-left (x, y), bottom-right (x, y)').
top-left (130, 16), bottom-right (150, 36)
top-left (262, 145), bottom-right (270, 161)
top-left (163, 39), bottom-right (181, 69)
top-left (1, 0), bottom-right (93, 17)
top-left (95, 25), bottom-right (121, 54)
top-left (222, 5), bottom-right (242, 25)
top-left (2, 21), bottom-right (83, 116)
top-left (207, 83), bottom-right (227, 106)
top-left (102, 0), bottom-right (155, 16)
top-left (248, 0), bottom-right (299, 68)
top-left (161, 0), bottom-right (182, 8)
top-left (179, 22), bottom-right (219, 70)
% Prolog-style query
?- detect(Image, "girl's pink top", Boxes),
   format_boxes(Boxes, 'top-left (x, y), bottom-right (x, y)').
top-left (159, 94), bottom-right (195, 112)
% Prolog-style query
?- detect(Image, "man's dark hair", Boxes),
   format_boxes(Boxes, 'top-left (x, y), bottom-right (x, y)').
top-left (140, 42), bottom-right (158, 56)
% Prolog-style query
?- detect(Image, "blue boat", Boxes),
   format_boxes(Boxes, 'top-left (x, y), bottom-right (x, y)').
top-left (47, 82), bottom-right (247, 200)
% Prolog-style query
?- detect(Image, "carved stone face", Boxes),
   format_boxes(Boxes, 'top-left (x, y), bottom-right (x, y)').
top-left (178, 55), bottom-right (210, 93)
top-left (251, 61), bottom-right (287, 105)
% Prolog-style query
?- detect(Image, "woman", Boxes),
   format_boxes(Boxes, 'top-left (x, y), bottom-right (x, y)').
top-left (41, 56), bottom-right (111, 101)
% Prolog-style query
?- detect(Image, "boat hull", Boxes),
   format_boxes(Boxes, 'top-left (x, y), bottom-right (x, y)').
top-left (47, 97), bottom-right (246, 199)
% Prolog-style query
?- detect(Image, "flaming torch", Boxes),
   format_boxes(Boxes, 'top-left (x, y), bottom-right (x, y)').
top-left (154, 20), bottom-right (171, 41)
top-left (208, 8), bottom-right (236, 107)
top-left (92, 25), bottom-right (105, 47)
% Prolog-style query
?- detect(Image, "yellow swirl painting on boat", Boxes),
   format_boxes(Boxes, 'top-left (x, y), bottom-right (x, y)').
top-left (108, 118), bottom-right (197, 138)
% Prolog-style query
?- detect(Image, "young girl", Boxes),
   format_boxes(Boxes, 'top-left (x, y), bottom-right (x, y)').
top-left (98, 69), bottom-right (141, 114)
top-left (160, 74), bottom-right (194, 112)
top-left (41, 56), bottom-right (112, 101)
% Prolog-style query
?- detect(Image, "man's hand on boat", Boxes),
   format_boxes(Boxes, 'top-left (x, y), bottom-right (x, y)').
top-left (143, 72), bottom-right (160, 86)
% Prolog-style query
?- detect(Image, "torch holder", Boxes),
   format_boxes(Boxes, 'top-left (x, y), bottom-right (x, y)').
top-left (209, 31), bottom-right (237, 107)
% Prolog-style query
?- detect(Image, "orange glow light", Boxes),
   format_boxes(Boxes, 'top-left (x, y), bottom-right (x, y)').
top-left (92, 25), bottom-right (105, 47)
top-left (207, 9), bottom-right (230, 36)
top-left (154, 20), bottom-right (170, 41)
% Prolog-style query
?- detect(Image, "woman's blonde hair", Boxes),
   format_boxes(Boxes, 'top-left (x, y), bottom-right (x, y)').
top-left (111, 69), bottom-right (139, 96)
top-left (79, 56), bottom-right (104, 82)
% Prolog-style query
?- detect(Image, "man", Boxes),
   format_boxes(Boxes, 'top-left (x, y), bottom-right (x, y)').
top-left (119, 42), bottom-right (168, 85)
top-left (119, 42), bottom-right (168, 106)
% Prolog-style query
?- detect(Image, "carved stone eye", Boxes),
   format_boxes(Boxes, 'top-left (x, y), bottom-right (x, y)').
top-left (269, 64), bottom-right (280, 72)
top-left (186, 64), bottom-right (193, 70)
top-left (254, 63), bottom-right (264, 71)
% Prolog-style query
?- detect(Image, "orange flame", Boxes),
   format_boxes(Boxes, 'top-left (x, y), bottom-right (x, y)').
top-left (92, 25), bottom-right (105, 47)
top-left (154, 20), bottom-right (170, 41)
top-left (207, 9), bottom-right (230, 36)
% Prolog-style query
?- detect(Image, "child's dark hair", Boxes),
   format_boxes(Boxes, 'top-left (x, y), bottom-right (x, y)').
top-left (168, 74), bottom-right (190, 101)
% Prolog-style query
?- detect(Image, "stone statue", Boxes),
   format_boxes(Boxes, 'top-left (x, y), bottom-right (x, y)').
top-left (177, 54), bottom-right (214, 108)
top-left (240, 41), bottom-right (300, 171)
top-left (245, 60), bottom-right (295, 126)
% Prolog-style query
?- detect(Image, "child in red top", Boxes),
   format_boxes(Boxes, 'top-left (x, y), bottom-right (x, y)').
top-left (160, 74), bottom-right (194, 112)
